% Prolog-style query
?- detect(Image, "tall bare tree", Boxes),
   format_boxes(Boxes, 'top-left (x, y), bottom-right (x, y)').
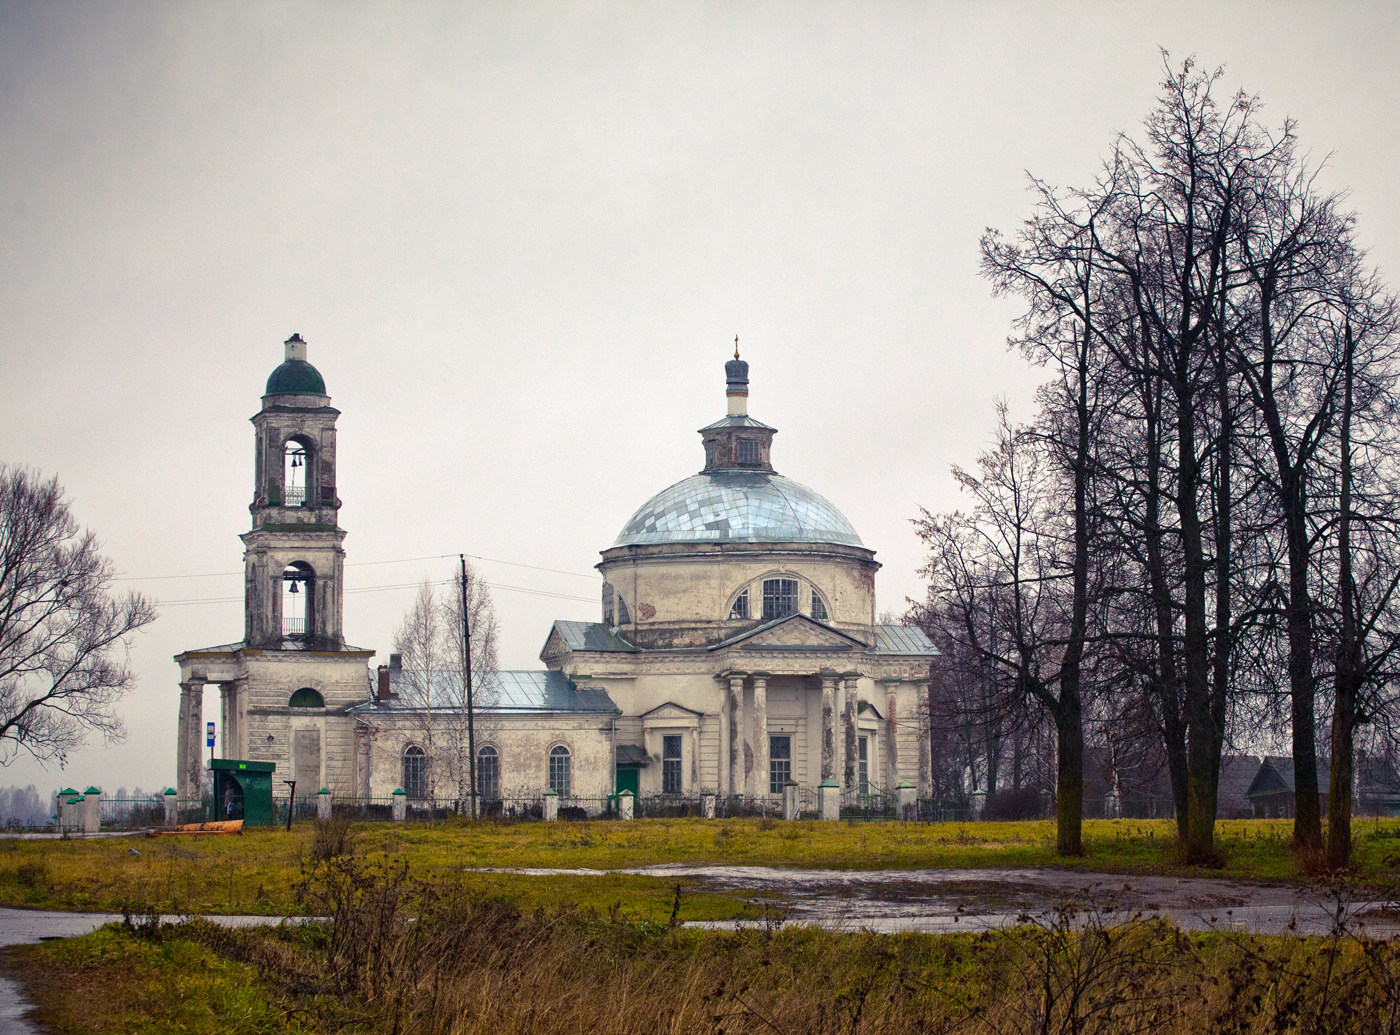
top-left (0, 467), bottom-right (156, 767)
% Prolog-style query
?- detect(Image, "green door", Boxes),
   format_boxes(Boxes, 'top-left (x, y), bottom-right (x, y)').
top-left (616, 767), bottom-right (640, 797)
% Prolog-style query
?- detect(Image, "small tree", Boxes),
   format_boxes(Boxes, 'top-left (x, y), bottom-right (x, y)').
top-left (0, 467), bottom-right (155, 766)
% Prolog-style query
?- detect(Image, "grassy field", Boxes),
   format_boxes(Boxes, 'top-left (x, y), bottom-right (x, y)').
top-left (3, 815), bottom-right (1400, 919)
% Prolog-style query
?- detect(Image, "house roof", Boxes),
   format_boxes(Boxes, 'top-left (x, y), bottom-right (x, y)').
top-left (360, 668), bottom-right (619, 715)
top-left (871, 624), bottom-right (938, 656)
top-left (1245, 756), bottom-right (1332, 799)
top-left (1218, 754), bottom-right (1262, 808)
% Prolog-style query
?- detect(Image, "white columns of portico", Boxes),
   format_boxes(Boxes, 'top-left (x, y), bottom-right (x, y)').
top-left (884, 679), bottom-right (901, 791)
top-left (752, 675), bottom-right (769, 799)
top-left (728, 674), bottom-right (745, 799)
top-left (177, 681), bottom-right (204, 800)
top-left (819, 672), bottom-right (837, 782)
top-left (834, 677), bottom-right (846, 788)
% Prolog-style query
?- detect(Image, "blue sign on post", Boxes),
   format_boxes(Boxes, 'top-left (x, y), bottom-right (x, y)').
top-left (206, 721), bottom-right (215, 748)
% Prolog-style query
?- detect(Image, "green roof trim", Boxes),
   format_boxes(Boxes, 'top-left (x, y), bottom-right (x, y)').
top-left (265, 359), bottom-right (327, 396)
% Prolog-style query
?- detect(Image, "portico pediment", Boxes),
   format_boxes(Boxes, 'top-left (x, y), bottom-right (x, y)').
top-left (710, 614), bottom-right (870, 653)
top-left (640, 701), bottom-right (704, 725)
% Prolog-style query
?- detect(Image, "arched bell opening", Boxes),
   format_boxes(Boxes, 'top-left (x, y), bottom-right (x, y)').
top-left (282, 437), bottom-right (314, 507)
top-left (282, 562), bottom-right (315, 639)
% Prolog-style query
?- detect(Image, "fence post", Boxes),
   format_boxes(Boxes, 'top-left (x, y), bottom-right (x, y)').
top-left (391, 788), bottom-right (406, 822)
top-left (783, 781), bottom-right (800, 821)
top-left (970, 790), bottom-right (986, 819)
top-left (317, 787), bottom-right (332, 821)
top-left (819, 779), bottom-right (840, 822)
top-left (83, 787), bottom-right (101, 835)
top-left (618, 789), bottom-right (634, 820)
top-left (701, 791), bottom-right (716, 819)
top-left (163, 788), bottom-right (178, 828)
top-left (896, 780), bottom-right (917, 822)
top-left (1104, 789), bottom-right (1121, 819)
top-left (543, 789), bottom-right (559, 822)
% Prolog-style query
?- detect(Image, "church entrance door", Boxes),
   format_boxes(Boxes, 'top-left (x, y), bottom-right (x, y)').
top-left (616, 767), bottom-right (640, 798)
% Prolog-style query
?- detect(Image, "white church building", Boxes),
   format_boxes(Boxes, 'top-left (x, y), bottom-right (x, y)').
top-left (174, 337), bottom-right (936, 810)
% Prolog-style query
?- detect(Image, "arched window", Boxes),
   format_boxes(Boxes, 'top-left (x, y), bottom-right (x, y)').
top-left (288, 687), bottom-right (324, 708)
top-left (602, 583), bottom-right (615, 626)
top-left (282, 562), bottom-right (314, 638)
top-left (283, 439), bottom-right (309, 506)
top-left (810, 591), bottom-right (828, 621)
top-left (403, 745), bottom-right (427, 800)
top-left (548, 745), bottom-right (571, 798)
top-left (729, 587), bottom-right (750, 620)
top-left (476, 745), bottom-right (500, 801)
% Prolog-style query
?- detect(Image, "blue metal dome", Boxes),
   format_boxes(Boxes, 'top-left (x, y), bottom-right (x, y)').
top-left (614, 470), bottom-right (864, 548)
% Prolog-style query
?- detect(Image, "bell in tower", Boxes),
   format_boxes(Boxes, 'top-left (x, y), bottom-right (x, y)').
top-left (241, 334), bottom-right (348, 648)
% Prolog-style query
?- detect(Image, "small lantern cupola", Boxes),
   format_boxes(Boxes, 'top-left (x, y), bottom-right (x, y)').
top-left (700, 339), bottom-right (776, 473)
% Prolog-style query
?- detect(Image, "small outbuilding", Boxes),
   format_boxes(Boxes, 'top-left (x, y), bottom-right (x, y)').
top-left (211, 759), bottom-right (277, 826)
top-left (1245, 756), bottom-right (1330, 819)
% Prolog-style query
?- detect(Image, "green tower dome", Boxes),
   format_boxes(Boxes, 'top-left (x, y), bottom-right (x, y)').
top-left (264, 334), bottom-right (327, 396)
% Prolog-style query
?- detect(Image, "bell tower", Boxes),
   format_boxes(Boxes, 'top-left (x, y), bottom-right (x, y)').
top-left (241, 334), bottom-right (347, 647)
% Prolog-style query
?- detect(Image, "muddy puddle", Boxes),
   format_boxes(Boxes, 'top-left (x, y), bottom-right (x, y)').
top-left (487, 865), bottom-right (1400, 936)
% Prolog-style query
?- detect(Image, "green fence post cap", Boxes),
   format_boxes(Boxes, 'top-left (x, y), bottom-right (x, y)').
top-left (820, 779), bottom-right (839, 788)
top-left (318, 787), bottom-right (331, 795)
top-left (164, 788), bottom-right (177, 796)
top-left (60, 788), bottom-right (77, 797)
top-left (84, 786), bottom-right (101, 795)
top-left (543, 789), bottom-right (558, 797)
top-left (391, 788), bottom-right (406, 796)
top-left (896, 780), bottom-right (915, 789)
top-left (619, 789), bottom-right (633, 797)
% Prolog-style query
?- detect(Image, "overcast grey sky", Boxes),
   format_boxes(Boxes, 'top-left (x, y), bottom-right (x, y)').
top-left (3, 2), bottom-right (1398, 793)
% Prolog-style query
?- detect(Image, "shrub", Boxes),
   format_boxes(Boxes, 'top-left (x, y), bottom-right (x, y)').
top-left (983, 786), bottom-right (1045, 821)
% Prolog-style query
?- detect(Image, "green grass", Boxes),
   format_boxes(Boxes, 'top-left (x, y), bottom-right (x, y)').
top-left (3, 816), bottom-right (1399, 918)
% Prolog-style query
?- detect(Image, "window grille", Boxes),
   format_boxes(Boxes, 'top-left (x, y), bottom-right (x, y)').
top-left (762, 579), bottom-right (797, 620)
top-left (810, 592), bottom-right (828, 620)
top-left (729, 588), bottom-right (749, 620)
top-left (738, 439), bottom-right (761, 465)
top-left (403, 746), bottom-right (427, 800)
top-left (476, 746), bottom-right (500, 801)
top-left (548, 745), bottom-right (572, 798)
top-left (662, 735), bottom-right (683, 794)
top-left (769, 736), bottom-right (792, 794)
top-left (602, 583), bottom-right (614, 625)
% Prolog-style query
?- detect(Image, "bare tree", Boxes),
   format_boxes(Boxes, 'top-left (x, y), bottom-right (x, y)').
top-left (442, 558), bottom-right (499, 816)
top-left (393, 581), bottom-right (444, 799)
top-left (0, 467), bottom-right (156, 767)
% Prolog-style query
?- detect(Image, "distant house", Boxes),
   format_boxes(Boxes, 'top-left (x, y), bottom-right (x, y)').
top-left (1356, 755), bottom-right (1400, 817)
top-left (1217, 754), bottom-right (1261, 819)
top-left (1245, 756), bottom-right (1331, 819)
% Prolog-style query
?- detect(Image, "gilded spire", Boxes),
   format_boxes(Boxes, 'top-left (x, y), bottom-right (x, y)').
top-left (734, 334), bottom-right (740, 360)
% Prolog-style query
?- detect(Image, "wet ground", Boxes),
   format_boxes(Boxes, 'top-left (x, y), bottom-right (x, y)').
top-left (491, 864), bottom-right (1400, 936)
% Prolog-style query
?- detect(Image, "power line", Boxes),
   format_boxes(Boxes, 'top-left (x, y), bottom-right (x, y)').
top-left (156, 578), bottom-right (598, 607)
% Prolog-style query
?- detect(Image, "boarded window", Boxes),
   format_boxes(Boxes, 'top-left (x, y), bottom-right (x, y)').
top-left (662, 735), bottom-right (683, 794)
top-left (762, 579), bottom-right (797, 620)
top-left (293, 729), bottom-right (322, 791)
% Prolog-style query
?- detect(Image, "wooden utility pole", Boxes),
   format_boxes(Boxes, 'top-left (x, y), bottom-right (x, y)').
top-left (460, 554), bottom-right (478, 820)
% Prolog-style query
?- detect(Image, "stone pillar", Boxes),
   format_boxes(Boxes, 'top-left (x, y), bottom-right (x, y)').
top-left (896, 781), bottom-right (918, 822)
top-left (970, 790), bottom-right (987, 818)
top-left (83, 787), bottom-right (101, 834)
top-left (317, 787), bottom-right (332, 821)
top-left (163, 788), bottom-right (178, 827)
top-left (752, 675), bottom-right (769, 801)
top-left (820, 674), bottom-right (836, 781)
top-left (818, 779), bottom-right (840, 822)
top-left (834, 677), bottom-right (847, 788)
top-left (1104, 790), bottom-right (1121, 819)
top-left (543, 789), bottom-right (559, 821)
top-left (391, 788), bottom-right (406, 822)
top-left (884, 680), bottom-right (901, 792)
top-left (701, 792), bottom-right (716, 819)
top-left (177, 681), bottom-right (204, 800)
top-left (220, 682), bottom-right (247, 760)
top-left (843, 675), bottom-right (859, 790)
top-left (690, 725), bottom-right (700, 789)
top-left (728, 675), bottom-right (745, 801)
top-left (619, 789), bottom-right (634, 820)
top-left (782, 780), bottom-right (799, 821)
top-left (914, 681), bottom-right (932, 797)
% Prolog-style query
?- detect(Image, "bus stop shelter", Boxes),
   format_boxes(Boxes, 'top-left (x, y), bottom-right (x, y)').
top-left (211, 759), bottom-right (277, 826)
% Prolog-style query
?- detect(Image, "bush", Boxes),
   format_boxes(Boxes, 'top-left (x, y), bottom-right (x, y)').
top-left (983, 786), bottom-right (1045, 821)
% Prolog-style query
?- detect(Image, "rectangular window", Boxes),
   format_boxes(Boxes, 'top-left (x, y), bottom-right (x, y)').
top-left (762, 579), bottom-right (798, 620)
top-left (476, 750), bottom-right (500, 801)
top-left (769, 735), bottom-right (792, 794)
top-left (738, 439), bottom-right (761, 465)
top-left (662, 735), bottom-right (683, 794)
top-left (858, 737), bottom-right (869, 794)
top-left (810, 592), bottom-right (828, 620)
top-left (602, 583), bottom-right (614, 625)
top-left (729, 588), bottom-right (749, 619)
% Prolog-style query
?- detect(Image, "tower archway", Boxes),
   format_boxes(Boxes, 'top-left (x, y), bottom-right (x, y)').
top-left (282, 562), bottom-right (315, 639)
